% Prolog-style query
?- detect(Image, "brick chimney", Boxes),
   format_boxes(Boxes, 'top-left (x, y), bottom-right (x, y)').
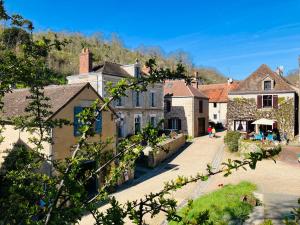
top-left (79, 48), bottom-right (92, 74)
top-left (191, 71), bottom-right (199, 89)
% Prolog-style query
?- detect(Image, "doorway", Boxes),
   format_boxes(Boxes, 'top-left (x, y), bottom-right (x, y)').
top-left (198, 118), bottom-right (206, 136)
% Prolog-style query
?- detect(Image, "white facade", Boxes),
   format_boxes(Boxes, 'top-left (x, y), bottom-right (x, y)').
top-left (208, 102), bottom-right (227, 126)
top-left (67, 63), bottom-right (164, 138)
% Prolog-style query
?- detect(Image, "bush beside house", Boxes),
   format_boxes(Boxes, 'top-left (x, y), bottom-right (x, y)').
top-left (224, 131), bottom-right (241, 152)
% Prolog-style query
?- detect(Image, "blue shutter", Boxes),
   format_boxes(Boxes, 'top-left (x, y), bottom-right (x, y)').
top-left (95, 111), bottom-right (102, 134)
top-left (74, 106), bottom-right (83, 136)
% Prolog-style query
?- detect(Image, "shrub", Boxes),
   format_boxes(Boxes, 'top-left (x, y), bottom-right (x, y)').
top-left (224, 131), bottom-right (241, 152)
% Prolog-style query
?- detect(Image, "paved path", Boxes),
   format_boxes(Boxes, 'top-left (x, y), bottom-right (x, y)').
top-left (81, 132), bottom-right (225, 225)
top-left (205, 147), bottom-right (300, 224)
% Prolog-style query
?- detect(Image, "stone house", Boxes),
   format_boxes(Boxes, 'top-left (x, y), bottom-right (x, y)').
top-left (164, 80), bottom-right (209, 137)
top-left (197, 79), bottom-right (239, 127)
top-left (0, 83), bottom-right (117, 175)
top-left (67, 49), bottom-right (164, 138)
top-left (227, 64), bottom-right (298, 139)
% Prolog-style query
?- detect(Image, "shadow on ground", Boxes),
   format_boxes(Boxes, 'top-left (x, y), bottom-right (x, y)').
top-left (115, 142), bottom-right (192, 193)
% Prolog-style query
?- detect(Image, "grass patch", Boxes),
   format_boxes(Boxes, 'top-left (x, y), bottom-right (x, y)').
top-left (169, 181), bottom-right (257, 225)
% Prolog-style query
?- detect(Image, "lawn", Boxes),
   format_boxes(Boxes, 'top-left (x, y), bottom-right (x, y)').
top-left (169, 181), bottom-right (257, 225)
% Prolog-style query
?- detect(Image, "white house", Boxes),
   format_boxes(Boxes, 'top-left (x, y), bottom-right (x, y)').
top-left (67, 49), bottom-right (164, 138)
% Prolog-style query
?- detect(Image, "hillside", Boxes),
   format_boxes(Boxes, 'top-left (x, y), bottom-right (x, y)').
top-left (286, 69), bottom-right (299, 85)
top-left (33, 31), bottom-right (227, 84)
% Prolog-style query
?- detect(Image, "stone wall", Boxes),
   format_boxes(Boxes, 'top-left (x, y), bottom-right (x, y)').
top-left (227, 97), bottom-right (296, 139)
top-left (144, 134), bottom-right (186, 168)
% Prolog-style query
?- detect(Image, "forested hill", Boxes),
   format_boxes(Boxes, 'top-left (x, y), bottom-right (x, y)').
top-left (33, 31), bottom-right (227, 84)
top-left (286, 69), bottom-right (299, 85)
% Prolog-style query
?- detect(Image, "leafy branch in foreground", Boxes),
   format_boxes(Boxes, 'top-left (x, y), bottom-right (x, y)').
top-left (0, 2), bottom-right (286, 225)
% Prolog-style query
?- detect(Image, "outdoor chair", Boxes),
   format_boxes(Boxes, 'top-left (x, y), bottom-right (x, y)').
top-left (254, 134), bottom-right (263, 141)
top-left (266, 134), bottom-right (274, 142)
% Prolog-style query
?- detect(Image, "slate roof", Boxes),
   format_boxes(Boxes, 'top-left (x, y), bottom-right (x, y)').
top-left (164, 80), bottom-right (208, 99)
top-left (1, 83), bottom-right (102, 119)
top-left (198, 82), bottom-right (239, 103)
top-left (230, 64), bottom-right (295, 94)
top-left (92, 61), bottom-right (131, 78)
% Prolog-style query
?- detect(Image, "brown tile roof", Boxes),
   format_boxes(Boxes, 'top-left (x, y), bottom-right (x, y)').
top-left (93, 61), bottom-right (131, 78)
top-left (1, 83), bottom-right (91, 119)
top-left (198, 82), bottom-right (239, 103)
top-left (164, 80), bottom-right (208, 99)
top-left (230, 64), bottom-right (295, 94)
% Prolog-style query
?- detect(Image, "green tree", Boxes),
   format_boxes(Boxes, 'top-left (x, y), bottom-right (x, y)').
top-left (0, 2), bottom-right (283, 225)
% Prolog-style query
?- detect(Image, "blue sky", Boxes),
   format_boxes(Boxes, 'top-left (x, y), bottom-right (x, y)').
top-left (5, 0), bottom-right (300, 80)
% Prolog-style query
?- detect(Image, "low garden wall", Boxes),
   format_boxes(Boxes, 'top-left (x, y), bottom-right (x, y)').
top-left (238, 140), bottom-right (262, 155)
top-left (144, 134), bottom-right (186, 168)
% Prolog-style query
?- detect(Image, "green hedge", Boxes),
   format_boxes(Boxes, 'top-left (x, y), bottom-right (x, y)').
top-left (224, 131), bottom-right (241, 152)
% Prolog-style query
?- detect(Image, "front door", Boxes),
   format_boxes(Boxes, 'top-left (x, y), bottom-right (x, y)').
top-left (198, 118), bottom-right (206, 136)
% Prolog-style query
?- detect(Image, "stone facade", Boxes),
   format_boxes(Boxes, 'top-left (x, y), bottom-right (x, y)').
top-left (228, 64), bottom-right (298, 139)
top-left (227, 95), bottom-right (296, 139)
top-left (164, 96), bottom-right (209, 137)
top-left (67, 56), bottom-right (164, 137)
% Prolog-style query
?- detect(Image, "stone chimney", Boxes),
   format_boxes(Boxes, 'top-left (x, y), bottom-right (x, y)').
top-left (79, 48), bottom-right (92, 74)
top-left (191, 71), bottom-right (200, 89)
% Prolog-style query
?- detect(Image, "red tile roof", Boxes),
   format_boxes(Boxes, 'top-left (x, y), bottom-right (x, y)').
top-left (198, 82), bottom-right (239, 103)
top-left (164, 80), bottom-right (208, 98)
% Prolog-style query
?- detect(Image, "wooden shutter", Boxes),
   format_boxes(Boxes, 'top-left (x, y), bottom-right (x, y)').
top-left (273, 95), bottom-right (278, 109)
top-left (74, 106), bottom-right (83, 136)
top-left (168, 119), bottom-right (172, 129)
top-left (178, 119), bottom-right (182, 130)
top-left (257, 95), bottom-right (262, 109)
top-left (95, 111), bottom-right (102, 134)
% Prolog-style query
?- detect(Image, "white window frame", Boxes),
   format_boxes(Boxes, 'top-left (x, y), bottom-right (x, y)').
top-left (134, 114), bottom-right (142, 134)
top-left (150, 114), bottom-right (156, 127)
top-left (150, 91), bottom-right (155, 107)
top-left (262, 76), bottom-right (274, 91)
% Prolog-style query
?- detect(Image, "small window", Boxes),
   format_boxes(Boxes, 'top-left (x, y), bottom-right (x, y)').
top-left (168, 118), bottom-right (181, 130)
top-left (134, 115), bottom-right (142, 134)
top-left (199, 100), bottom-right (203, 113)
top-left (136, 92), bottom-right (140, 107)
top-left (234, 120), bottom-right (247, 132)
top-left (151, 92), bottom-right (155, 107)
top-left (150, 116), bottom-right (156, 127)
top-left (264, 80), bottom-right (272, 91)
top-left (165, 100), bottom-right (171, 112)
top-left (213, 103), bottom-right (217, 108)
top-left (263, 95), bottom-right (272, 108)
top-left (213, 114), bottom-right (217, 120)
top-left (74, 107), bottom-right (102, 136)
top-left (115, 97), bottom-right (123, 107)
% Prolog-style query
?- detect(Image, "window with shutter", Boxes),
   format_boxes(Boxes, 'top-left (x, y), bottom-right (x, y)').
top-left (263, 95), bottom-right (272, 108)
top-left (95, 111), bottom-right (102, 134)
top-left (74, 106), bottom-right (83, 136)
top-left (178, 119), bottom-right (182, 130)
top-left (150, 92), bottom-right (155, 107)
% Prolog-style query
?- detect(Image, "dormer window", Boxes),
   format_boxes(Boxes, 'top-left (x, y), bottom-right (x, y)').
top-left (264, 80), bottom-right (272, 91)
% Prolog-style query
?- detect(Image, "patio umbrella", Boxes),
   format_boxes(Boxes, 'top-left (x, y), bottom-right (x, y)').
top-left (251, 118), bottom-right (276, 126)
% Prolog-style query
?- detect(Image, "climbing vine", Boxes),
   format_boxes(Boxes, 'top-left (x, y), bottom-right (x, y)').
top-left (227, 97), bottom-right (295, 139)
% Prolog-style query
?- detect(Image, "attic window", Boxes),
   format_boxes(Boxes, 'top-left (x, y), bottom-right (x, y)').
top-left (264, 80), bottom-right (272, 91)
